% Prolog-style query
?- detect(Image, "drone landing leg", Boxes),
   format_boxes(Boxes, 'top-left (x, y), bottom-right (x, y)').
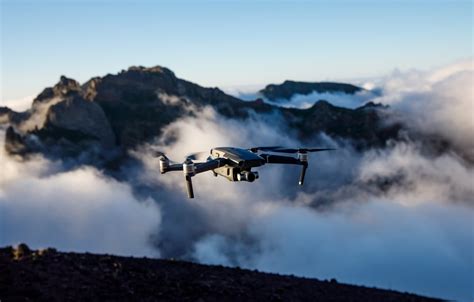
top-left (299, 164), bottom-right (308, 186)
top-left (185, 175), bottom-right (194, 198)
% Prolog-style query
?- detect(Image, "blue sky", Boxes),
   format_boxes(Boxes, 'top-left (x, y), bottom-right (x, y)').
top-left (1, 0), bottom-right (472, 100)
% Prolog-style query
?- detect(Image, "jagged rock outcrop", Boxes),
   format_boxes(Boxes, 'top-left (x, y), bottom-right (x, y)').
top-left (0, 107), bottom-right (29, 125)
top-left (33, 75), bottom-right (81, 105)
top-left (260, 80), bottom-right (364, 101)
top-left (284, 100), bottom-right (400, 147)
top-left (4, 126), bottom-right (27, 155)
top-left (60, 65), bottom-right (273, 147)
top-left (0, 107), bottom-right (12, 124)
top-left (44, 96), bottom-right (115, 147)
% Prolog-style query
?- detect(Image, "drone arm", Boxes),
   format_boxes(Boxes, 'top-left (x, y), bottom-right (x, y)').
top-left (260, 154), bottom-right (308, 186)
top-left (161, 163), bottom-right (183, 173)
top-left (181, 158), bottom-right (227, 199)
top-left (260, 154), bottom-right (303, 165)
top-left (194, 158), bottom-right (228, 174)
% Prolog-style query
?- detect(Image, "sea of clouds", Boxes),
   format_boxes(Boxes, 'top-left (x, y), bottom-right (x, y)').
top-left (1, 60), bottom-right (472, 301)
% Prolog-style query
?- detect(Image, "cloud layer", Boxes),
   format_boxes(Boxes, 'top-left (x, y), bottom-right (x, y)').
top-left (1, 60), bottom-right (473, 301)
top-left (0, 129), bottom-right (161, 257)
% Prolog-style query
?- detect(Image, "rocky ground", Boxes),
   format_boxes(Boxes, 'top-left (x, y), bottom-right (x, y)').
top-left (0, 244), bottom-right (442, 302)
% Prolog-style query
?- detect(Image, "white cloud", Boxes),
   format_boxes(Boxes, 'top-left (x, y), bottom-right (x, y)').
top-left (0, 130), bottom-right (161, 257)
top-left (194, 200), bottom-right (472, 301)
top-left (1, 95), bottom-right (34, 112)
top-left (369, 59), bottom-right (474, 160)
top-left (133, 63), bottom-right (474, 300)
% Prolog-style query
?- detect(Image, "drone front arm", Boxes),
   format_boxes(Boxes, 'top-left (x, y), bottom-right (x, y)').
top-left (194, 158), bottom-right (228, 174)
top-left (160, 163), bottom-right (183, 174)
top-left (182, 158), bottom-right (228, 199)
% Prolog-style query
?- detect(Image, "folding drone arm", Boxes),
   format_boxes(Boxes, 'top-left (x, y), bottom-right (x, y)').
top-left (160, 157), bottom-right (228, 174)
top-left (194, 158), bottom-right (228, 174)
top-left (259, 153), bottom-right (309, 186)
top-left (259, 154), bottom-right (303, 165)
top-left (160, 156), bottom-right (228, 198)
top-left (159, 161), bottom-right (183, 174)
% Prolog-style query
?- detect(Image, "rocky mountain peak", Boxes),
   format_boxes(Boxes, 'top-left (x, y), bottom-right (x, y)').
top-left (126, 65), bottom-right (176, 77)
top-left (310, 99), bottom-right (334, 110)
top-left (81, 77), bottom-right (102, 101)
top-left (33, 75), bottom-right (81, 104)
top-left (45, 96), bottom-right (116, 147)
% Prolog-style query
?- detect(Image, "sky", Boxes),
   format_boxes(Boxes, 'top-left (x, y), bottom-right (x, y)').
top-left (0, 0), bottom-right (472, 101)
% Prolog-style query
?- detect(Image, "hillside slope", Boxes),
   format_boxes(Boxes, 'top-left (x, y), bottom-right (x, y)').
top-left (0, 244), bottom-right (442, 302)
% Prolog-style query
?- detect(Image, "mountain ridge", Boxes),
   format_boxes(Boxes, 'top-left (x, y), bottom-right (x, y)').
top-left (0, 244), bottom-right (443, 302)
top-left (1, 65), bottom-right (400, 164)
top-left (260, 80), bottom-right (365, 101)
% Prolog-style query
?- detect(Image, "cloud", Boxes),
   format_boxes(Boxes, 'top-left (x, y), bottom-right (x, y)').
top-left (0, 129), bottom-right (161, 257)
top-left (369, 59), bottom-right (474, 160)
top-left (221, 84), bottom-right (265, 101)
top-left (264, 90), bottom-right (376, 109)
top-left (193, 200), bottom-right (473, 301)
top-left (130, 101), bottom-right (472, 301)
top-left (223, 84), bottom-right (376, 109)
top-left (137, 60), bottom-right (474, 301)
top-left (1, 95), bottom-right (34, 112)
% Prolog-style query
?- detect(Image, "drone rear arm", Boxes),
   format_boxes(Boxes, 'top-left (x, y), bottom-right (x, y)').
top-left (260, 154), bottom-right (309, 186)
top-left (260, 154), bottom-right (302, 165)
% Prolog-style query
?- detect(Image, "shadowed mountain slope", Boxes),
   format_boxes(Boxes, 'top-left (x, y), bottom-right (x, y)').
top-left (0, 245), bottom-right (442, 302)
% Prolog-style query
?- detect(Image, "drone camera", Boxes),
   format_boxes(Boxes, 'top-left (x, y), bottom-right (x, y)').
top-left (237, 171), bottom-right (258, 182)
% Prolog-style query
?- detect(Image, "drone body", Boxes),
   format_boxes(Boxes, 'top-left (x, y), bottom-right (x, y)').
top-left (157, 146), bottom-right (334, 198)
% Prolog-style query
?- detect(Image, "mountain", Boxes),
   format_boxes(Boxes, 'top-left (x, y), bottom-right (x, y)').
top-left (1, 65), bottom-right (400, 165)
top-left (260, 80), bottom-right (364, 101)
top-left (0, 244), bottom-right (442, 302)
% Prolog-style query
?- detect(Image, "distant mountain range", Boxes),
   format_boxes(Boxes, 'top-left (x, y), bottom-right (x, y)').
top-left (259, 80), bottom-right (364, 101)
top-left (0, 65), bottom-right (417, 167)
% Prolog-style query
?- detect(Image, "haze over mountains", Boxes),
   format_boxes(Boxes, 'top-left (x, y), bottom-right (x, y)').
top-left (1, 60), bottom-right (473, 301)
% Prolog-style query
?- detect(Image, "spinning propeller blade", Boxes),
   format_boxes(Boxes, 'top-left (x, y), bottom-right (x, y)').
top-left (248, 146), bottom-right (284, 153)
top-left (185, 151), bottom-right (208, 161)
top-left (268, 147), bottom-right (336, 153)
top-left (152, 150), bottom-right (168, 158)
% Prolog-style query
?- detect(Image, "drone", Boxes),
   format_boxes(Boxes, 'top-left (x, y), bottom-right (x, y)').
top-left (155, 146), bottom-right (335, 198)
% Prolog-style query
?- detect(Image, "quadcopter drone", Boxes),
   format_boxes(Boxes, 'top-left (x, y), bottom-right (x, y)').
top-left (155, 146), bottom-right (335, 198)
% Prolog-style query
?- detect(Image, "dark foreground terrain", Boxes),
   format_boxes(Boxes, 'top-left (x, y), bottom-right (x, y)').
top-left (0, 244), bottom-right (441, 302)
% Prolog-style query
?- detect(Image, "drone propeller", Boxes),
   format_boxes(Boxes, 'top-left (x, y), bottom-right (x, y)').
top-left (248, 146), bottom-right (284, 153)
top-left (268, 147), bottom-right (336, 153)
top-left (152, 150), bottom-right (168, 158)
top-left (185, 151), bottom-right (209, 161)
